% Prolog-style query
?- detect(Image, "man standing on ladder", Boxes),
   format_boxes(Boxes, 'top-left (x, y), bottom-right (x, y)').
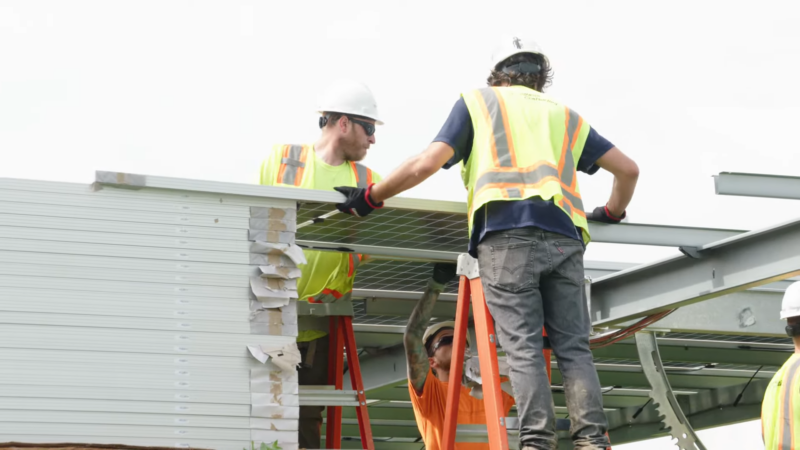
top-left (259, 79), bottom-right (383, 449)
top-left (405, 263), bottom-right (515, 450)
top-left (334, 37), bottom-right (639, 449)
top-left (762, 281), bottom-right (800, 449)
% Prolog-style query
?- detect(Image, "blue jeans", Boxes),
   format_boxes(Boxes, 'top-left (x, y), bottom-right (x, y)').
top-left (477, 227), bottom-right (609, 450)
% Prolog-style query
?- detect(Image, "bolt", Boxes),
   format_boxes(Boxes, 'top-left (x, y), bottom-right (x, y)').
top-left (489, 334), bottom-right (496, 344)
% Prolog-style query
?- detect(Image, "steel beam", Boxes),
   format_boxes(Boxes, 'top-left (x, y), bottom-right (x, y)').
top-left (650, 290), bottom-right (785, 336)
top-left (94, 171), bottom-right (748, 248)
top-left (589, 216), bottom-right (800, 327)
top-left (714, 172), bottom-right (800, 200)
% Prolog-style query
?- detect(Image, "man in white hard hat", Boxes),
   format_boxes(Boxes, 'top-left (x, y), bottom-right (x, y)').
top-left (404, 263), bottom-right (514, 450)
top-left (335, 37), bottom-right (640, 449)
top-left (761, 281), bottom-right (800, 448)
top-left (258, 79), bottom-right (383, 449)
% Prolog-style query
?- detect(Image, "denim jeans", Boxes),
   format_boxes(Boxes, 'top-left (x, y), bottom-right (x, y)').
top-left (477, 227), bottom-right (609, 450)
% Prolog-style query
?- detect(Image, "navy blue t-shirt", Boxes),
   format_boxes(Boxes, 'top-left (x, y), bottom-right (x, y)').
top-left (434, 97), bottom-right (614, 257)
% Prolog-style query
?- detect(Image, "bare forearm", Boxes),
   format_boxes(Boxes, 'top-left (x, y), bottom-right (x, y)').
top-left (371, 155), bottom-right (437, 204)
top-left (404, 281), bottom-right (444, 393)
top-left (606, 173), bottom-right (638, 217)
top-left (595, 147), bottom-right (640, 217)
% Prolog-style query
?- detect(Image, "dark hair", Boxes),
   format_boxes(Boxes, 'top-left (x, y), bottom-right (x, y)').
top-left (487, 53), bottom-right (553, 92)
top-left (320, 112), bottom-right (344, 129)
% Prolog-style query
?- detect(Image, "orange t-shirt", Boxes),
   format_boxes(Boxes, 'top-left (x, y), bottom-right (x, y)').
top-left (409, 369), bottom-right (515, 450)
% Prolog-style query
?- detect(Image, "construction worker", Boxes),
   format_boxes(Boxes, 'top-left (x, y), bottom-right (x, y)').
top-left (404, 263), bottom-right (515, 450)
top-left (762, 281), bottom-right (800, 449)
top-left (258, 79), bottom-right (383, 449)
top-left (334, 37), bottom-right (640, 449)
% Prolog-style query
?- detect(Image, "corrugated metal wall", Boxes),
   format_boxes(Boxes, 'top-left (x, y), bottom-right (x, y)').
top-left (0, 178), bottom-right (302, 450)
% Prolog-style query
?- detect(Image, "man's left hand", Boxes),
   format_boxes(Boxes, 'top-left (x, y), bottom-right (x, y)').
top-left (334, 184), bottom-right (384, 217)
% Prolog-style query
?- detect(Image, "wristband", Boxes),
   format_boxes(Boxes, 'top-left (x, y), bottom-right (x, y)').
top-left (604, 205), bottom-right (625, 221)
top-left (365, 184), bottom-right (385, 209)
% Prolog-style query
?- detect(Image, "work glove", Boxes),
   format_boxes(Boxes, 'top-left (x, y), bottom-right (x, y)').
top-left (431, 263), bottom-right (458, 287)
top-left (587, 205), bottom-right (626, 224)
top-left (334, 184), bottom-right (384, 218)
top-left (432, 262), bottom-right (458, 285)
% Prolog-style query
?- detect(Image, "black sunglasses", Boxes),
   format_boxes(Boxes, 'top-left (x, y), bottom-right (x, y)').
top-left (348, 117), bottom-right (376, 137)
top-left (431, 335), bottom-right (454, 353)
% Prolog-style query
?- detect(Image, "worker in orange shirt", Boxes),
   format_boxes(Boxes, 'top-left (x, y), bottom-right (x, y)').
top-left (404, 263), bottom-right (515, 450)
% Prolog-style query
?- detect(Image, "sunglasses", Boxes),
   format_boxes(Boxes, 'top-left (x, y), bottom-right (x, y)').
top-left (348, 117), bottom-right (376, 137)
top-left (431, 335), bottom-right (454, 353)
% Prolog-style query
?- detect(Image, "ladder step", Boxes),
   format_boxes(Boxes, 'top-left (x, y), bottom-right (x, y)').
top-left (299, 385), bottom-right (360, 407)
top-left (455, 417), bottom-right (571, 448)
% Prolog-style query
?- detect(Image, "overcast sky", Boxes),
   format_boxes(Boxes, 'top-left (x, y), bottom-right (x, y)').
top-left (2, 1), bottom-right (797, 448)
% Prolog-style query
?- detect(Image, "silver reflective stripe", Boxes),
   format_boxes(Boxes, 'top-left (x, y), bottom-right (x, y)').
top-left (506, 188), bottom-right (522, 199)
top-left (478, 88), bottom-right (514, 168)
top-left (474, 165), bottom-right (559, 193)
top-left (781, 357), bottom-right (800, 448)
top-left (560, 109), bottom-right (581, 189)
top-left (309, 291), bottom-right (353, 304)
top-left (281, 145), bottom-right (305, 185)
top-left (562, 188), bottom-right (585, 213)
top-left (561, 198), bottom-right (573, 217)
top-left (354, 163), bottom-right (369, 189)
top-left (281, 158), bottom-right (305, 168)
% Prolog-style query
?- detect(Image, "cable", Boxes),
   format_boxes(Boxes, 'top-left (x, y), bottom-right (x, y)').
top-left (589, 309), bottom-right (676, 350)
top-left (733, 365), bottom-right (763, 407)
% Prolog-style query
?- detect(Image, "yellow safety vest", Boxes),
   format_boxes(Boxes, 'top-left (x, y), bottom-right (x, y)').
top-left (259, 144), bottom-right (379, 341)
top-left (762, 353), bottom-right (800, 449)
top-left (460, 86), bottom-right (591, 245)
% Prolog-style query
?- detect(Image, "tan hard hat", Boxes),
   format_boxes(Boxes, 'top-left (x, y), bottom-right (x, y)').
top-left (423, 321), bottom-right (472, 351)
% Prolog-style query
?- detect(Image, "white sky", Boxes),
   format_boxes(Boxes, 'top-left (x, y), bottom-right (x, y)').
top-left (1, 1), bottom-right (797, 448)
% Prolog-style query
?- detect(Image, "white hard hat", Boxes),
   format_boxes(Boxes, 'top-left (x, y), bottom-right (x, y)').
top-left (423, 321), bottom-right (472, 351)
top-left (316, 79), bottom-right (383, 125)
top-left (490, 36), bottom-right (545, 72)
top-left (780, 281), bottom-right (800, 320)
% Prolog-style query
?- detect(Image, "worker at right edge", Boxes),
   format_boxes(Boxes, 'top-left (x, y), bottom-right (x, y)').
top-left (762, 281), bottom-right (800, 449)
top-left (333, 36), bottom-right (640, 449)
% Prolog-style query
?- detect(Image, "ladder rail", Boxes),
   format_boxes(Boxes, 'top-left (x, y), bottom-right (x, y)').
top-left (442, 275), bottom-right (472, 450)
top-left (325, 317), bottom-right (345, 448)
top-left (470, 277), bottom-right (511, 450)
top-left (342, 315), bottom-right (376, 450)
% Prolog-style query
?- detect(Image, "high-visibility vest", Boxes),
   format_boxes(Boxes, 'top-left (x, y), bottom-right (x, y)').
top-left (762, 353), bottom-right (800, 449)
top-left (460, 86), bottom-right (591, 245)
top-left (259, 144), bottom-right (376, 305)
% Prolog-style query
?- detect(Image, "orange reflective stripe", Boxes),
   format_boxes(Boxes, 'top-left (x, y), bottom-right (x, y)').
top-left (348, 254), bottom-right (356, 277)
top-left (475, 88), bottom-right (515, 168)
top-left (491, 87), bottom-right (518, 167)
top-left (559, 107), bottom-right (582, 191)
top-left (276, 145), bottom-right (290, 184)
top-left (779, 357), bottom-right (800, 449)
top-left (474, 162), bottom-right (559, 193)
top-left (294, 145), bottom-right (309, 186)
top-left (351, 163), bottom-right (370, 189)
top-left (277, 145), bottom-right (309, 186)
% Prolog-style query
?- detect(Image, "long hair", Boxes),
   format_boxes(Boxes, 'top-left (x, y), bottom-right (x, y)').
top-left (487, 53), bottom-right (553, 92)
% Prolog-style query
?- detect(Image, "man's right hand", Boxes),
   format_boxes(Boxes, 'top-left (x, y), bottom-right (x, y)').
top-left (432, 263), bottom-right (458, 285)
top-left (587, 205), bottom-right (626, 224)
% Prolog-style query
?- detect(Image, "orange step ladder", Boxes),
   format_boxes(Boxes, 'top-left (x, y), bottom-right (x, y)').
top-left (325, 315), bottom-right (374, 449)
top-left (441, 255), bottom-right (610, 450)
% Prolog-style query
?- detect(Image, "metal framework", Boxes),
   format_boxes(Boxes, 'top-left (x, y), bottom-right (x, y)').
top-left (714, 172), bottom-right (800, 200)
top-left (589, 216), bottom-right (800, 327)
top-left (1, 171), bottom-right (797, 449)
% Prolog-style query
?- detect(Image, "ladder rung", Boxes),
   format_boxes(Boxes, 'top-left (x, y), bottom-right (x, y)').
top-left (299, 385), bottom-right (360, 407)
top-left (455, 417), bottom-right (571, 447)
